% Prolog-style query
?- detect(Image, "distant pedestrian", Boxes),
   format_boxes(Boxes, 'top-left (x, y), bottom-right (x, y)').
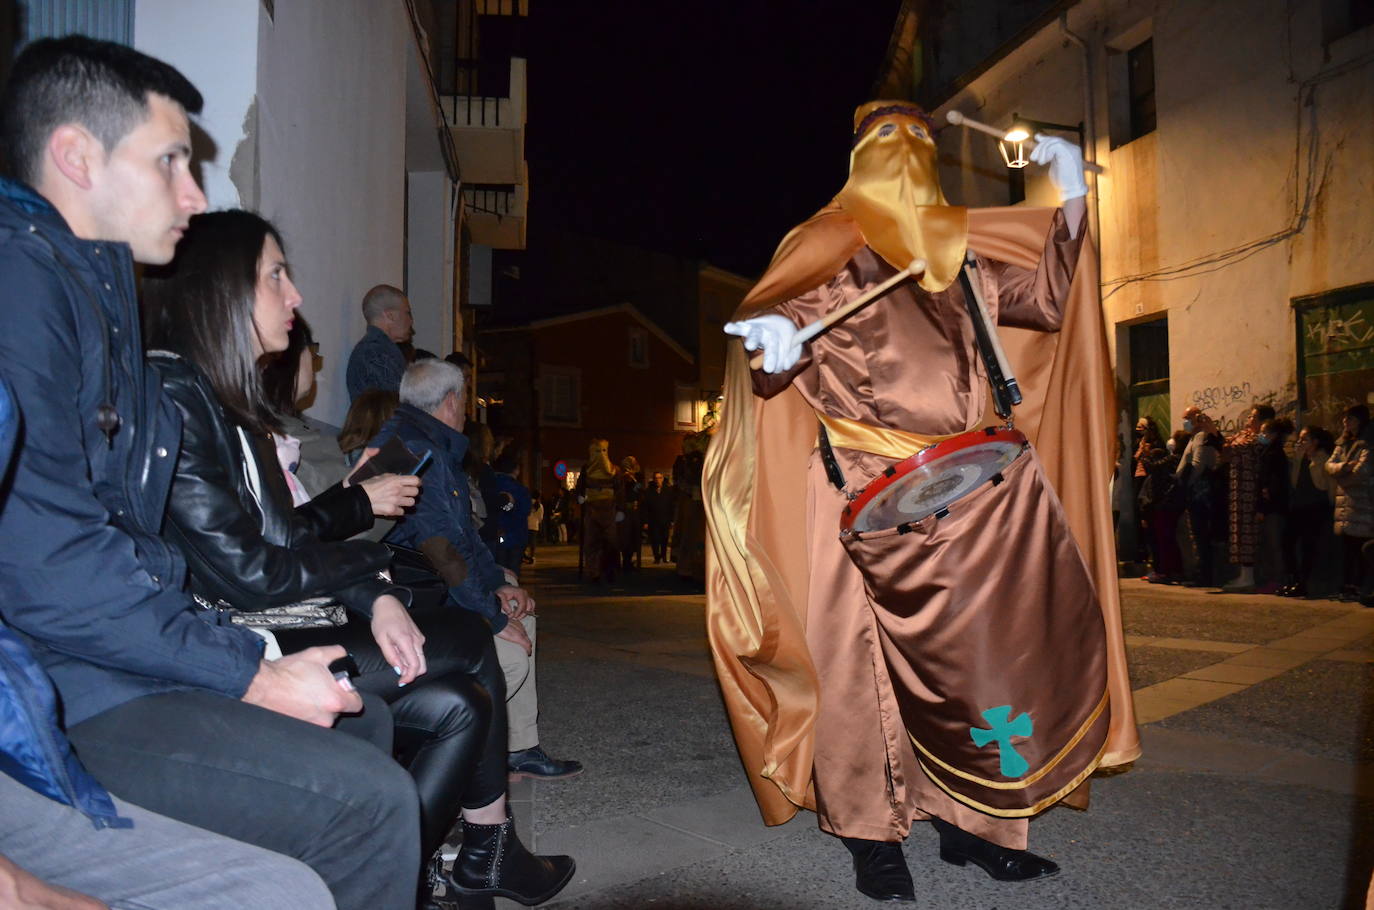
top-left (1255, 417), bottom-right (1295, 592)
top-left (1281, 426), bottom-right (1336, 597)
top-left (1222, 403), bottom-right (1276, 590)
top-left (618, 456), bottom-right (644, 572)
top-left (642, 472), bottom-right (675, 564)
top-left (526, 493), bottom-right (544, 565)
top-left (1139, 430), bottom-right (1188, 583)
top-left (576, 439), bottom-right (620, 583)
top-left (1177, 407), bottom-right (1225, 585)
top-left (1325, 405), bottom-right (1374, 601)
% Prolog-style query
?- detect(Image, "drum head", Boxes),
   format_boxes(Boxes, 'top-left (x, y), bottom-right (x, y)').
top-left (841, 428), bottom-right (1026, 532)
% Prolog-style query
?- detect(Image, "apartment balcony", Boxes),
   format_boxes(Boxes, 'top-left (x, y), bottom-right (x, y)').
top-left (443, 56), bottom-right (526, 186)
top-left (463, 173), bottom-right (527, 249)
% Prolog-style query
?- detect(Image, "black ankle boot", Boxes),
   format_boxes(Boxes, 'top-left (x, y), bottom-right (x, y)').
top-left (450, 818), bottom-right (575, 906)
top-left (931, 817), bottom-right (1059, 882)
top-left (839, 837), bottom-right (915, 903)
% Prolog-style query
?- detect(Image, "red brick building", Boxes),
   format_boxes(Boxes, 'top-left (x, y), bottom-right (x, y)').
top-left (477, 304), bottom-right (701, 501)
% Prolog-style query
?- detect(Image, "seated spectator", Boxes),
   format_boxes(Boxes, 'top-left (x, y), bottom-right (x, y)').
top-left (0, 35), bottom-right (416, 910)
top-left (1326, 405), bottom-right (1374, 601)
top-left (375, 360), bottom-right (584, 782)
top-left (142, 209), bottom-right (574, 906)
top-left (340, 388), bottom-right (401, 466)
top-left (1282, 426), bottom-right (1336, 597)
top-left (0, 376), bottom-right (332, 910)
top-left (489, 448), bottom-right (533, 575)
top-left (261, 314), bottom-right (352, 495)
top-left (346, 284), bottom-right (412, 401)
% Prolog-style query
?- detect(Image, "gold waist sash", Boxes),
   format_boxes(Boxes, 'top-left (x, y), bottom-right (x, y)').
top-left (816, 412), bottom-right (967, 461)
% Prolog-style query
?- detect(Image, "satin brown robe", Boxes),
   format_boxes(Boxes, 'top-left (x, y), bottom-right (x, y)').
top-left (703, 204), bottom-right (1139, 849)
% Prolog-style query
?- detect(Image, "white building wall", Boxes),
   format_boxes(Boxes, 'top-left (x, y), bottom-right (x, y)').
top-left (407, 170), bottom-right (456, 356)
top-left (933, 0), bottom-right (1374, 434)
top-left (255, 1), bottom-right (409, 426)
top-left (133, 0), bottom-right (259, 209)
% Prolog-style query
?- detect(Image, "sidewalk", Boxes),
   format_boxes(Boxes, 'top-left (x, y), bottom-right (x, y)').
top-left (503, 546), bottom-right (1373, 909)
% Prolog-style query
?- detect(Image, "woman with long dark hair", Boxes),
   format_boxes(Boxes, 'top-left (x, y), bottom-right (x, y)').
top-left (142, 210), bottom-right (573, 908)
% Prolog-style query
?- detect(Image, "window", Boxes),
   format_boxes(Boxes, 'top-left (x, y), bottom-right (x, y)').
top-left (539, 367), bottom-right (581, 427)
top-left (1126, 39), bottom-right (1156, 142)
top-left (1128, 317), bottom-right (1170, 435)
top-left (628, 327), bottom-right (649, 368)
top-left (1295, 283), bottom-right (1374, 431)
top-left (675, 384), bottom-right (701, 430)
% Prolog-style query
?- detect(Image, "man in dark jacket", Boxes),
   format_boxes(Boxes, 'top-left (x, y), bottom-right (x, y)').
top-left (642, 471), bottom-right (676, 563)
top-left (0, 37), bottom-right (417, 910)
top-left (376, 359), bottom-right (583, 780)
top-left (346, 283), bottom-right (413, 401)
top-left (0, 378), bottom-right (334, 910)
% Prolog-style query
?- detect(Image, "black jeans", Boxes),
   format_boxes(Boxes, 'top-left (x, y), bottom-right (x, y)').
top-left (276, 605), bottom-right (508, 862)
top-left (1188, 498), bottom-right (1216, 584)
top-left (1283, 503), bottom-right (1332, 591)
top-left (68, 690), bottom-right (419, 910)
top-left (647, 520), bottom-right (671, 561)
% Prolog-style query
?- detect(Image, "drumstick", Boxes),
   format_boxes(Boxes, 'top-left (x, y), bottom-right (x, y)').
top-left (748, 258), bottom-right (926, 370)
top-left (945, 110), bottom-right (1105, 175)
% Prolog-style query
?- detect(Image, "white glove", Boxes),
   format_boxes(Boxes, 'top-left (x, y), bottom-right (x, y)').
top-left (723, 314), bottom-right (804, 374)
top-left (1031, 134), bottom-right (1088, 201)
top-left (615, 511), bottom-right (625, 523)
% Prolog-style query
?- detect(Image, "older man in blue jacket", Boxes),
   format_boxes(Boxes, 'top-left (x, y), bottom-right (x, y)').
top-left (0, 37), bottom-right (418, 910)
top-left (374, 358), bottom-right (583, 780)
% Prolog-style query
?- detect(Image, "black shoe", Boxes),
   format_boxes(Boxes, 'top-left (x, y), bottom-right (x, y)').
top-left (931, 818), bottom-right (1059, 882)
top-left (840, 837), bottom-right (915, 902)
top-left (507, 746), bottom-right (584, 781)
top-left (450, 818), bottom-right (575, 906)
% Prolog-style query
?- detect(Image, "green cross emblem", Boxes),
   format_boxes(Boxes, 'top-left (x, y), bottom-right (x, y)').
top-left (970, 705), bottom-right (1033, 778)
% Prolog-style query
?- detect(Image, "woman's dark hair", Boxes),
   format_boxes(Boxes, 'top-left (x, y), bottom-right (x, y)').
top-left (337, 390), bottom-right (399, 455)
top-left (261, 315), bottom-right (314, 416)
top-left (1343, 404), bottom-right (1370, 427)
top-left (1261, 417), bottom-right (1294, 442)
top-left (494, 448), bottom-right (520, 474)
top-left (142, 209), bottom-right (284, 435)
top-left (1304, 425), bottom-right (1336, 455)
top-left (1170, 429), bottom-right (1191, 453)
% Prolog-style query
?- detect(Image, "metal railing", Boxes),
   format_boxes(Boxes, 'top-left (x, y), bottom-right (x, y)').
top-left (462, 184), bottom-right (519, 217)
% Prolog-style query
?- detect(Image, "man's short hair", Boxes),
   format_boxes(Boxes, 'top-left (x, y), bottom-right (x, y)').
top-left (362, 284), bottom-right (407, 324)
top-left (1252, 403), bottom-right (1277, 423)
top-left (0, 35), bottom-right (203, 186)
top-left (400, 359), bottom-right (464, 415)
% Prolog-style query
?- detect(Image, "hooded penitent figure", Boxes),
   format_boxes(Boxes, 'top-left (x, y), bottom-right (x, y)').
top-left (576, 439), bottom-right (620, 583)
top-left (704, 101), bottom-right (1138, 900)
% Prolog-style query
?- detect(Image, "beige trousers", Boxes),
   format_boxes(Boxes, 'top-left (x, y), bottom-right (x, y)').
top-left (494, 615), bottom-right (538, 752)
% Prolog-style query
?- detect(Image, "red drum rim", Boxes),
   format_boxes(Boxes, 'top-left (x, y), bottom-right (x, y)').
top-left (840, 426), bottom-right (1028, 532)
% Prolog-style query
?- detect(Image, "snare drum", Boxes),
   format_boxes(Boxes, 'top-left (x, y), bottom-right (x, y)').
top-left (840, 426), bottom-right (1027, 533)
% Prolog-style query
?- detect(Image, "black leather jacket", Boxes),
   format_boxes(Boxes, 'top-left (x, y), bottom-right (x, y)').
top-left (152, 351), bottom-right (401, 618)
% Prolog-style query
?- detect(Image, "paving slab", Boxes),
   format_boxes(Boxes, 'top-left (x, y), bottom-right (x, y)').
top-left (1180, 661), bottom-right (1289, 685)
top-left (643, 788), bottom-right (807, 850)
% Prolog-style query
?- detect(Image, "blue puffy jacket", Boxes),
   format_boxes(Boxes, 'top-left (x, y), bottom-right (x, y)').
top-left (0, 377), bottom-right (129, 829)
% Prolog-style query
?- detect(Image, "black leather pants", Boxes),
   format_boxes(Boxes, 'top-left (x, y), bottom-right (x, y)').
top-left (276, 605), bottom-right (508, 861)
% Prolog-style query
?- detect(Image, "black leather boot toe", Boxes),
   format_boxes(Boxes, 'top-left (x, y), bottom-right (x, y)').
top-left (931, 817), bottom-right (1059, 882)
top-left (840, 837), bottom-right (916, 903)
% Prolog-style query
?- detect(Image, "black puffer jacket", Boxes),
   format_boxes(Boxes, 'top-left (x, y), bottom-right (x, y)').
top-left (152, 351), bottom-right (401, 618)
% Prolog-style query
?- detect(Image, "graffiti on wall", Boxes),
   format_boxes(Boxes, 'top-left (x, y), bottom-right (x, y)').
top-left (1184, 381), bottom-right (1296, 434)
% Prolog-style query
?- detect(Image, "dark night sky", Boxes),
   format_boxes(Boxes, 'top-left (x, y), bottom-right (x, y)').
top-left (523, 1), bottom-right (903, 280)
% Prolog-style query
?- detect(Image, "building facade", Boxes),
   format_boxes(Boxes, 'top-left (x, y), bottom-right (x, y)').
top-left (884, 0), bottom-right (1374, 436)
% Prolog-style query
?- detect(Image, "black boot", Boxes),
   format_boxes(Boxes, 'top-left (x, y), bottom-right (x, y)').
top-left (450, 818), bottom-right (575, 906)
top-left (931, 817), bottom-right (1059, 882)
top-left (840, 837), bottom-right (915, 903)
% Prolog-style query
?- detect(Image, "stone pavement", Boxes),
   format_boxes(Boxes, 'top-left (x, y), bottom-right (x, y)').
top-left (496, 545), bottom-right (1373, 909)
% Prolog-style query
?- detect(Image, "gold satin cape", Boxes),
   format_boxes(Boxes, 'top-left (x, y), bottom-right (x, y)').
top-left (703, 201), bottom-right (1141, 825)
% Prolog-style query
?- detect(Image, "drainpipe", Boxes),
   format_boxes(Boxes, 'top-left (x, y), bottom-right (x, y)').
top-left (1060, 11), bottom-right (1100, 242)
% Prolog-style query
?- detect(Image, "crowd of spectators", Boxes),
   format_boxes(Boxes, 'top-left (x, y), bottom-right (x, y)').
top-left (0, 36), bottom-right (579, 910)
top-left (1126, 399), bottom-right (1373, 604)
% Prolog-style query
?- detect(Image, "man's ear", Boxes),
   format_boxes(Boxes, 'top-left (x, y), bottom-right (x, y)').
top-left (47, 124), bottom-right (100, 190)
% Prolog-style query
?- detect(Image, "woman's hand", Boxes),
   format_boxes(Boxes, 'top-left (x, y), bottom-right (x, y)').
top-left (358, 473), bottom-right (420, 517)
top-left (495, 616), bottom-right (533, 656)
top-left (371, 595), bottom-right (426, 685)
